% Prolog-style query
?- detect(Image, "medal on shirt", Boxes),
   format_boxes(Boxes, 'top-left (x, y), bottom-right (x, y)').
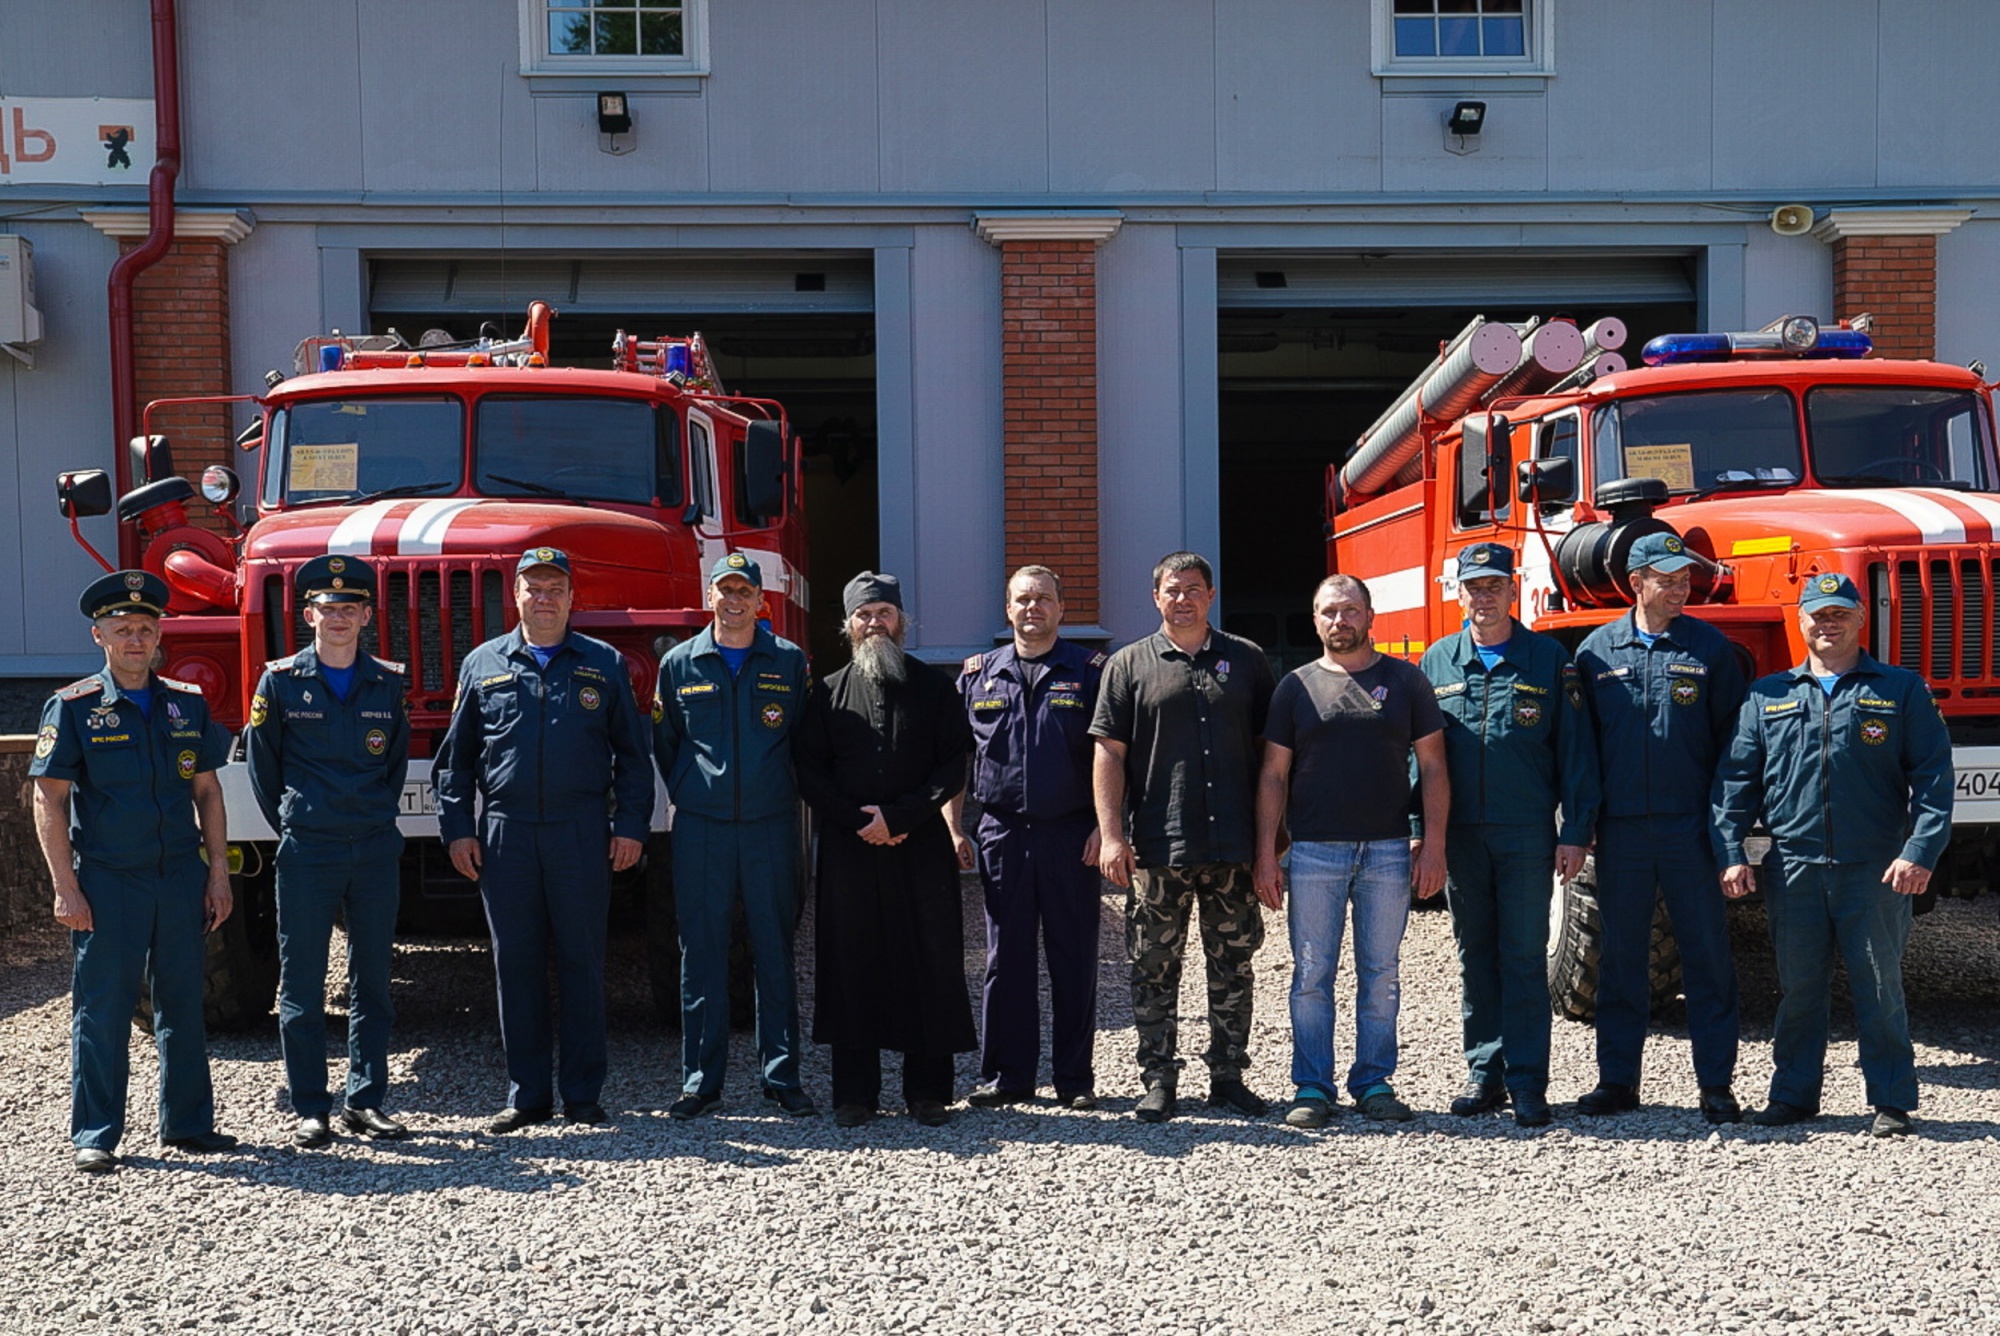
top-left (1214, 658), bottom-right (1230, 683)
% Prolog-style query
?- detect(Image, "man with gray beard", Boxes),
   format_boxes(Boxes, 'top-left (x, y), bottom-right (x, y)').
top-left (795, 572), bottom-right (976, 1128)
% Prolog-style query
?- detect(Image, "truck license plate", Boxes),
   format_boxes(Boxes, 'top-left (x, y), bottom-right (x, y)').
top-left (1956, 768), bottom-right (2000, 802)
top-left (399, 783), bottom-right (436, 817)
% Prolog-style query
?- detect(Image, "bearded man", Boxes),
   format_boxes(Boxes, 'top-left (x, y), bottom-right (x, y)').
top-left (795, 571), bottom-right (976, 1128)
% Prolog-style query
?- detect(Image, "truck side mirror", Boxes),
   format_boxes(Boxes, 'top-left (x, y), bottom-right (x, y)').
top-left (129, 434), bottom-right (175, 485)
top-left (58, 469), bottom-right (113, 519)
top-left (1517, 457), bottom-right (1577, 505)
top-left (740, 419), bottom-right (786, 522)
top-left (1486, 414), bottom-right (1513, 480)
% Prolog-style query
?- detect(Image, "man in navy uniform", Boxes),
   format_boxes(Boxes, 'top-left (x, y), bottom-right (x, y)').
top-left (1419, 543), bottom-right (1598, 1129)
top-left (653, 552), bottom-right (816, 1120)
top-left (434, 547), bottom-right (654, 1132)
top-left (29, 571), bottom-right (238, 1172)
top-left (245, 554), bottom-right (411, 1148)
top-left (1714, 573), bottom-right (1952, 1137)
top-left (1574, 532), bottom-right (1748, 1124)
top-left (945, 565), bottom-right (1108, 1110)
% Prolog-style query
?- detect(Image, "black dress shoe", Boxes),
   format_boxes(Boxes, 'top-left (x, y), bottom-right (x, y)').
top-left (1134, 1085), bottom-right (1177, 1123)
top-left (1450, 1080), bottom-right (1509, 1117)
top-left (833, 1104), bottom-right (875, 1128)
top-left (762, 1086), bottom-right (819, 1117)
top-left (908, 1100), bottom-right (952, 1127)
top-left (1577, 1082), bottom-right (1641, 1116)
top-left (1056, 1090), bottom-right (1097, 1111)
top-left (163, 1131), bottom-right (239, 1154)
top-left (1752, 1099), bottom-right (1817, 1127)
top-left (668, 1092), bottom-right (720, 1122)
top-left (966, 1082), bottom-right (1033, 1108)
top-left (488, 1106), bottom-right (554, 1134)
top-left (74, 1148), bottom-right (117, 1174)
top-left (1512, 1090), bottom-right (1552, 1128)
top-left (1699, 1086), bottom-right (1743, 1125)
top-left (294, 1116), bottom-right (333, 1148)
top-left (1207, 1078), bottom-right (1269, 1117)
top-left (564, 1102), bottom-right (609, 1125)
top-left (341, 1107), bottom-right (408, 1141)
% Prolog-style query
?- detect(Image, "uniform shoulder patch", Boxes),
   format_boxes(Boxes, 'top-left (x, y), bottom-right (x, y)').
top-left (59, 677), bottom-right (104, 700)
top-left (161, 677), bottom-right (205, 695)
top-left (1089, 651), bottom-right (1108, 668)
top-left (373, 656), bottom-right (408, 676)
top-left (961, 654), bottom-right (984, 676)
top-left (264, 655), bottom-right (297, 674)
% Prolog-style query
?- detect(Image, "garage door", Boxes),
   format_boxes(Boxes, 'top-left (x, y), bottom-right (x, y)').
top-left (1218, 251), bottom-right (1695, 308)
top-left (370, 254), bottom-right (875, 316)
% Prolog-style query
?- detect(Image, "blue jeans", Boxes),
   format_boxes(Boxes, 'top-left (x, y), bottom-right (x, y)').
top-left (1444, 822), bottom-right (1556, 1093)
top-left (1287, 839), bottom-right (1412, 1101)
top-left (1765, 858), bottom-right (1918, 1113)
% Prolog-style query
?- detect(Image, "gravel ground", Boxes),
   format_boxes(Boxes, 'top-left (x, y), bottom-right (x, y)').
top-left (3, 880), bottom-right (1999, 1336)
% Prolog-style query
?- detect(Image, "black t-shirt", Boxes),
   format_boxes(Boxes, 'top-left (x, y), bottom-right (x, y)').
top-left (1263, 656), bottom-right (1444, 843)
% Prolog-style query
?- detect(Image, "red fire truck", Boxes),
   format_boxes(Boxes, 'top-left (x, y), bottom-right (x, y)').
top-left (1327, 314), bottom-right (2000, 1016)
top-left (56, 302), bottom-right (808, 1026)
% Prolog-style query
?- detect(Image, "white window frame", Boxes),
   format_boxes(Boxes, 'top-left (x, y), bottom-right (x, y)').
top-left (518, 0), bottom-right (709, 88)
top-left (1371, 0), bottom-right (1555, 79)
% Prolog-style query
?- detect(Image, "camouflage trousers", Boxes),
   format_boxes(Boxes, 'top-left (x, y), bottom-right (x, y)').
top-left (1126, 861), bottom-right (1266, 1088)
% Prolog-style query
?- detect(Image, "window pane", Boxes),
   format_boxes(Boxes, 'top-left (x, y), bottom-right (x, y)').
top-left (1486, 0), bottom-right (1524, 12)
top-left (1439, 0), bottom-right (1477, 14)
top-left (640, 11), bottom-right (683, 56)
top-left (1438, 16), bottom-right (1479, 55)
top-left (639, 0), bottom-right (681, 8)
top-left (595, 11), bottom-right (637, 55)
top-left (1393, 0), bottom-right (1433, 12)
top-left (1483, 17), bottom-right (1525, 55)
top-left (280, 399), bottom-right (465, 505)
top-left (1394, 17), bottom-right (1436, 55)
top-left (475, 397), bottom-right (667, 505)
top-left (549, 11), bottom-right (592, 55)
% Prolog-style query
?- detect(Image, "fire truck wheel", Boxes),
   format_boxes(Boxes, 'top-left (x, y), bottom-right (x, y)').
top-left (644, 833), bottom-right (681, 1028)
top-left (134, 852), bottom-right (282, 1034)
top-left (1545, 858), bottom-right (1684, 1023)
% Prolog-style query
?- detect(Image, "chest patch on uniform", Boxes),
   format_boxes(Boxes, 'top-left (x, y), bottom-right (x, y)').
top-left (1514, 700), bottom-right (1543, 728)
top-left (1514, 682), bottom-right (1549, 696)
top-left (573, 665), bottom-right (606, 682)
top-left (578, 686), bottom-right (602, 711)
top-left (365, 728), bottom-right (388, 756)
top-left (1670, 679), bottom-right (1700, 706)
top-left (34, 724), bottom-right (57, 758)
top-left (1763, 699), bottom-right (1804, 717)
top-left (755, 681), bottom-right (792, 694)
top-left (1433, 681), bottom-right (1466, 698)
top-left (1595, 667), bottom-right (1630, 682)
top-left (89, 708), bottom-right (119, 729)
top-left (971, 698), bottom-right (1007, 712)
top-left (1858, 695), bottom-right (1898, 712)
top-left (478, 673), bottom-right (515, 689)
top-left (761, 702), bottom-right (785, 729)
top-left (679, 682), bottom-right (718, 698)
top-left (176, 749), bottom-right (198, 780)
top-left (1048, 695), bottom-right (1085, 710)
top-left (1860, 717), bottom-right (1890, 746)
top-left (1665, 662), bottom-right (1707, 677)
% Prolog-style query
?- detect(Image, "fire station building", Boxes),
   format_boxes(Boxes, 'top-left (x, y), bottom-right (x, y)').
top-left (2, 1), bottom-right (1998, 709)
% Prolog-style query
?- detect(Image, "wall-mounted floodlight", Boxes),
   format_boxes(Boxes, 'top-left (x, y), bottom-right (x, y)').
top-left (597, 92), bottom-right (632, 135)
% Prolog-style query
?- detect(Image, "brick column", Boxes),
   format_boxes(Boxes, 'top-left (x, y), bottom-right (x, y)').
top-left (81, 210), bottom-right (255, 536)
top-left (1813, 208), bottom-right (1972, 360)
top-left (976, 213), bottom-right (1122, 632)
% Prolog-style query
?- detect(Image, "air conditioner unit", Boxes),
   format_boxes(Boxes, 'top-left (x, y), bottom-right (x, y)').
top-left (0, 235), bottom-right (46, 365)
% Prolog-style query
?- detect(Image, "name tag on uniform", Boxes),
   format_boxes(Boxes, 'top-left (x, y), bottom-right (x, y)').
top-left (755, 681), bottom-right (793, 694)
top-left (1666, 663), bottom-right (1708, 677)
top-left (1857, 694), bottom-right (1898, 711)
top-left (1433, 682), bottom-right (1466, 698)
top-left (478, 673), bottom-right (515, 689)
top-left (361, 710), bottom-right (395, 720)
top-left (1048, 695), bottom-right (1085, 710)
top-left (679, 682), bottom-right (718, 697)
top-left (1514, 682), bottom-right (1548, 696)
top-left (1763, 700), bottom-right (1804, 716)
top-left (1595, 667), bottom-right (1630, 681)
top-left (971, 698), bottom-right (1007, 712)
top-left (86, 732), bottom-right (132, 745)
top-left (573, 665), bottom-right (606, 681)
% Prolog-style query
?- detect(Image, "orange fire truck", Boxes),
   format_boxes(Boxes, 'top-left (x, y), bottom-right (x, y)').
top-left (55, 302), bottom-right (807, 1026)
top-left (1327, 314), bottom-right (1999, 1016)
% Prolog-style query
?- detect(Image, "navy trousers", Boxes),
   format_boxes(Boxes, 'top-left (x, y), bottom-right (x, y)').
top-left (275, 827), bottom-right (404, 1119)
top-left (974, 810), bottom-right (1101, 1095)
top-left (1593, 813), bottom-right (1739, 1090)
top-left (1444, 823), bottom-right (1557, 1094)
top-left (672, 810), bottom-right (802, 1097)
top-left (71, 857), bottom-right (215, 1151)
top-left (479, 815), bottom-right (611, 1111)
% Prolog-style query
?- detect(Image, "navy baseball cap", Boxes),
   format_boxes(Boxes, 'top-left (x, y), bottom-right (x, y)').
top-left (1800, 572), bottom-right (1861, 612)
top-left (1626, 531), bottom-right (1699, 574)
top-left (710, 551), bottom-right (763, 587)
top-left (1454, 543), bottom-right (1515, 581)
top-left (516, 546), bottom-right (571, 577)
top-left (81, 569), bottom-right (168, 620)
top-left (296, 553), bottom-right (375, 604)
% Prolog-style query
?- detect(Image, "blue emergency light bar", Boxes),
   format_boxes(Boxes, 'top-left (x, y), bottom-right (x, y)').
top-left (1642, 316), bottom-right (1873, 366)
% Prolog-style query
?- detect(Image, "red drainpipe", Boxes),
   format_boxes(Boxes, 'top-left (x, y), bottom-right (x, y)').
top-left (106, 0), bottom-right (182, 567)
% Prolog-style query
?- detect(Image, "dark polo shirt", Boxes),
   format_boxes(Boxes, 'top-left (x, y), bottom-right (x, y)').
top-left (1090, 628), bottom-right (1276, 869)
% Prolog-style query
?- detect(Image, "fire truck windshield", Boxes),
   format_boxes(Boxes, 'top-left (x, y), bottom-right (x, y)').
top-left (475, 396), bottom-right (680, 507)
top-left (1590, 389), bottom-right (1802, 497)
top-left (268, 397), bottom-right (464, 506)
top-left (1806, 386), bottom-right (1992, 490)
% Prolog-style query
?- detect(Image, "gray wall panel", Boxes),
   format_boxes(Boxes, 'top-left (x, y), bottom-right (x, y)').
top-left (1381, 93), bottom-right (1548, 193)
top-left (356, 0), bottom-right (541, 195)
top-left (1879, 2), bottom-right (2000, 188)
top-left (228, 223), bottom-right (321, 493)
top-left (706, 0), bottom-right (879, 193)
top-left (1548, 1), bottom-right (1712, 192)
top-left (906, 225), bottom-right (1003, 655)
top-left (1097, 225), bottom-right (1192, 646)
top-left (0, 0), bottom-right (154, 99)
top-left (877, 1), bottom-right (1048, 195)
top-left (1047, 3), bottom-right (1217, 195)
top-left (873, 245), bottom-right (915, 622)
top-left (1215, 0), bottom-right (1379, 193)
top-left (1742, 227), bottom-right (1833, 329)
top-left (179, 2), bottom-right (364, 193)
top-left (533, 92), bottom-right (711, 194)
top-left (1937, 219), bottom-right (2000, 372)
top-left (1711, 1), bottom-right (1877, 191)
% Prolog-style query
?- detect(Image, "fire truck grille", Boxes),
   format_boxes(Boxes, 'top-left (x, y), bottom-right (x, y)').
top-left (1874, 555), bottom-right (1996, 685)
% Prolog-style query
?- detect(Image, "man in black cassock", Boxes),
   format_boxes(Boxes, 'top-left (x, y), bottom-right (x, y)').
top-left (797, 571), bottom-right (976, 1128)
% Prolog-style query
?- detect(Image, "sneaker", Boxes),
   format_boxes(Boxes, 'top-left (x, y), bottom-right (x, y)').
top-left (1134, 1085), bottom-right (1177, 1123)
top-left (1698, 1086), bottom-right (1743, 1125)
top-left (1207, 1078), bottom-right (1269, 1118)
top-left (966, 1082), bottom-right (1034, 1108)
top-left (1357, 1088), bottom-right (1415, 1123)
top-left (1285, 1096), bottom-right (1333, 1129)
top-left (762, 1087), bottom-right (819, 1118)
top-left (1449, 1080), bottom-right (1508, 1117)
top-left (1870, 1106), bottom-right (1914, 1138)
top-left (1576, 1082), bottom-right (1641, 1116)
top-left (668, 1091), bottom-right (721, 1122)
top-left (1752, 1099), bottom-right (1817, 1127)
top-left (1056, 1089), bottom-right (1097, 1111)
